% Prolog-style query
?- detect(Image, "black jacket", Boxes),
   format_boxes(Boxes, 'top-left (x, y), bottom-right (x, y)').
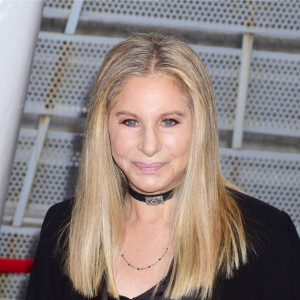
top-left (26, 190), bottom-right (300, 300)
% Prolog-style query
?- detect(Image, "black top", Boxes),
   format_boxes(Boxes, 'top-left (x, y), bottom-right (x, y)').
top-left (25, 189), bottom-right (300, 300)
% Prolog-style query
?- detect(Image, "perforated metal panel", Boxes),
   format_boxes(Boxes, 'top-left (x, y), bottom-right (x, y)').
top-left (25, 32), bottom-right (241, 127)
top-left (78, 0), bottom-right (300, 37)
top-left (220, 148), bottom-right (300, 228)
top-left (5, 129), bottom-right (36, 209)
top-left (0, 226), bottom-right (40, 300)
top-left (191, 45), bottom-right (241, 129)
top-left (0, 226), bottom-right (40, 259)
top-left (24, 32), bottom-right (122, 116)
top-left (26, 32), bottom-right (300, 135)
top-left (29, 130), bottom-right (81, 209)
top-left (0, 273), bottom-right (29, 300)
top-left (245, 50), bottom-right (300, 136)
top-left (43, 0), bottom-right (72, 18)
top-left (5, 129), bottom-right (81, 211)
top-left (43, 1), bottom-right (300, 37)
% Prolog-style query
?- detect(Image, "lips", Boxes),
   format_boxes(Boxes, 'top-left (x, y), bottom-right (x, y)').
top-left (133, 162), bottom-right (167, 173)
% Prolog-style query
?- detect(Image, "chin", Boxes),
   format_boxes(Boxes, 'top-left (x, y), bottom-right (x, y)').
top-left (130, 180), bottom-right (170, 194)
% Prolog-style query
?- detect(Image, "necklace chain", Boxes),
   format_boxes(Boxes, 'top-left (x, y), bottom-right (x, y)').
top-left (121, 247), bottom-right (169, 271)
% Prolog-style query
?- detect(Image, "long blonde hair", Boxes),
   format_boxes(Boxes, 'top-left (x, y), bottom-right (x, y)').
top-left (65, 33), bottom-right (249, 299)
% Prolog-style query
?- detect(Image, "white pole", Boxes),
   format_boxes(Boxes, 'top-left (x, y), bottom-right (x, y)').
top-left (232, 33), bottom-right (253, 149)
top-left (11, 0), bottom-right (83, 227)
top-left (12, 116), bottom-right (50, 227)
top-left (65, 0), bottom-right (84, 34)
top-left (0, 0), bottom-right (44, 226)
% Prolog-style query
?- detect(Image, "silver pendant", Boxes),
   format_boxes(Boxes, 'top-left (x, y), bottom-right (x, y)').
top-left (145, 195), bottom-right (164, 206)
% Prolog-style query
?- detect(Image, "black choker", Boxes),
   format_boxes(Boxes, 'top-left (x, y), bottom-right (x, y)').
top-left (127, 185), bottom-right (174, 206)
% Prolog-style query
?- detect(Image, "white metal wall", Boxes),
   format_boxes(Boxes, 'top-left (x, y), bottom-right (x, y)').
top-left (1, 1), bottom-right (299, 299)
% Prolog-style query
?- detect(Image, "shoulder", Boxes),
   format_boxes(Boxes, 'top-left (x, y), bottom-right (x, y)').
top-left (43, 198), bottom-right (73, 224)
top-left (227, 187), bottom-right (282, 216)
top-left (227, 188), bottom-right (294, 231)
top-left (40, 198), bottom-right (73, 249)
top-left (227, 188), bottom-right (299, 255)
top-left (220, 190), bottom-right (300, 299)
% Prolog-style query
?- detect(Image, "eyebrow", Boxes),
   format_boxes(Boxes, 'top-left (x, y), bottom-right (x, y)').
top-left (115, 110), bottom-right (186, 118)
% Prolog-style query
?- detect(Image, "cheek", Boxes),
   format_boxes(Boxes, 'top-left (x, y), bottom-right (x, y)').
top-left (109, 129), bottom-right (134, 163)
top-left (165, 130), bottom-right (192, 160)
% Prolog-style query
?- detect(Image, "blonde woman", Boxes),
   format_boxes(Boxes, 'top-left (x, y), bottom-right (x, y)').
top-left (26, 33), bottom-right (300, 300)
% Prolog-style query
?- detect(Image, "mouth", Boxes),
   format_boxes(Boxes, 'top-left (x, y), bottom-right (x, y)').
top-left (132, 162), bottom-right (167, 173)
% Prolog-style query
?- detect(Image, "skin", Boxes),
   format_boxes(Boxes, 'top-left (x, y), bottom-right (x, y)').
top-left (108, 75), bottom-right (192, 196)
top-left (108, 74), bottom-right (193, 298)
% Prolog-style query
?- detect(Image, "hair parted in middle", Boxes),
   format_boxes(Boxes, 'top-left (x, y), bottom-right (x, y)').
top-left (65, 32), bottom-right (250, 300)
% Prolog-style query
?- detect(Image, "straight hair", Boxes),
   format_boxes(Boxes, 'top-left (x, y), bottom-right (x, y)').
top-left (64, 33), bottom-right (251, 299)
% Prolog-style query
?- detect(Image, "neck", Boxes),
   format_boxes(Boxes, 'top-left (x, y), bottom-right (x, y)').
top-left (124, 193), bottom-right (173, 225)
top-left (127, 184), bottom-right (174, 204)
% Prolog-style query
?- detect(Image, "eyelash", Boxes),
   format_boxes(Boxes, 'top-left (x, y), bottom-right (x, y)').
top-left (121, 118), bottom-right (179, 127)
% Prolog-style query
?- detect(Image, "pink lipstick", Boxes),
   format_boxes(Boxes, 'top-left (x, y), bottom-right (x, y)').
top-left (133, 162), bottom-right (167, 173)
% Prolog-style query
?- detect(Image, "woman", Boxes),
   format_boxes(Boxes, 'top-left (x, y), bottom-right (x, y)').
top-left (26, 33), bottom-right (300, 300)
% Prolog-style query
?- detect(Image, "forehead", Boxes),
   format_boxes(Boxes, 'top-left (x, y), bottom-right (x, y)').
top-left (110, 75), bottom-right (190, 113)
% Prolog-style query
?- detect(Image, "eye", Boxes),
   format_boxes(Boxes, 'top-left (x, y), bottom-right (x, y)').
top-left (162, 118), bottom-right (179, 127)
top-left (121, 119), bottom-right (138, 127)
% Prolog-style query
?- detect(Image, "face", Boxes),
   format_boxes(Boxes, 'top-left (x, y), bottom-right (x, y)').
top-left (108, 75), bottom-right (193, 194)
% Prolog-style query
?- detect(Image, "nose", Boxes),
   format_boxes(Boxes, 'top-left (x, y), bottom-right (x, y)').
top-left (138, 125), bottom-right (162, 157)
